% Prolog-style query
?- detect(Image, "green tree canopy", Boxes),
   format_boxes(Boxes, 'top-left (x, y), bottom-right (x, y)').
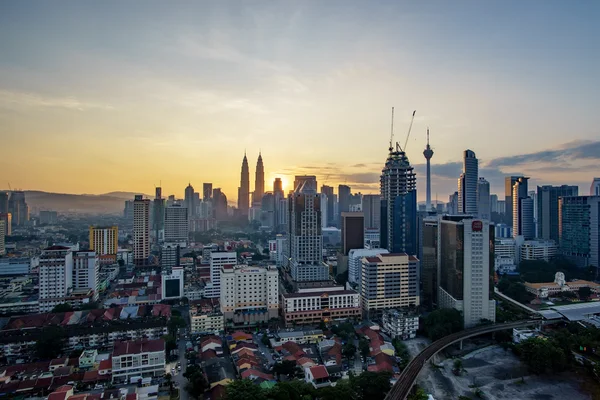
top-left (52, 303), bottom-right (73, 313)
top-left (183, 365), bottom-right (209, 398)
top-left (351, 371), bottom-right (393, 400)
top-left (424, 308), bottom-right (464, 341)
top-left (273, 360), bottom-right (299, 378)
top-left (35, 326), bottom-right (66, 360)
top-left (515, 337), bottom-right (567, 374)
top-left (225, 379), bottom-right (265, 400)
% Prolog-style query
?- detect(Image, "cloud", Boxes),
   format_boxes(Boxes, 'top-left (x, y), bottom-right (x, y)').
top-left (0, 89), bottom-right (113, 111)
top-left (485, 140), bottom-right (600, 168)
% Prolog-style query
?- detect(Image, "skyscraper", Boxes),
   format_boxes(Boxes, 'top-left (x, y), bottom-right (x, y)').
top-left (165, 204), bottom-right (189, 243)
top-left (512, 177), bottom-right (534, 239)
top-left (457, 150), bottom-right (478, 215)
top-left (321, 185), bottom-right (334, 227)
top-left (213, 188), bottom-right (228, 221)
top-left (273, 178), bottom-right (285, 232)
top-left (537, 185), bottom-right (578, 242)
top-left (380, 144), bottom-right (417, 255)
top-left (490, 194), bottom-right (498, 214)
top-left (89, 226), bottom-right (118, 256)
top-left (0, 213), bottom-right (11, 236)
top-left (362, 194), bottom-right (381, 231)
top-left (438, 215), bottom-right (496, 328)
top-left (0, 192), bottom-right (8, 214)
top-left (203, 183), bottom-right (213, 201)
top-left (184, 184), bottom-right (195, 219)
top-left (133, 195), bottom-right (150, 266)
top-left (238, 153), bottom-right (250, 216)
top-left (253, 152), bottom-right (265, 205)
top-left (8, 191), bottom-right (28, 227)
top-left (153, 187), bottom-right (165, 242)
top-left (423, 128), bottom-right (434, 211)
top-left (38, 246), bottom-right (73, 311)
top-left (288, 176), bottom-right (328, 282)
top-left (338, 185), bottom-right (351, 224)
top-left (341, 212), bottom-right (364, 255)
top-left (477, 177), bottom-right (491, 220)
top-left (591, 178), bottom-right (600, 196)
top-left (559, 196), bottom-right (600, 270)
top-left (0, 220), bottom-right (4, 255)
top-left (505, 176), bottom-right (523, 227)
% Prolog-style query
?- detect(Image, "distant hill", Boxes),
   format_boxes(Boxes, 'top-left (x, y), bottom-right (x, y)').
top-left (19, 191), bottom-right (150, 215)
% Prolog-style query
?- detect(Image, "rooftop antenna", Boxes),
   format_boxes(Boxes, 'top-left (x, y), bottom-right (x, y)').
top-left (388, 107), bottom-right (395, 152)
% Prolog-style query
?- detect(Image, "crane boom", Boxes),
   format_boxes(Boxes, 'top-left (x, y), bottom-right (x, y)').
top-left (388, 107), bottom-right (395, 151)
top-left (403, 110), bottom-right (416, 152)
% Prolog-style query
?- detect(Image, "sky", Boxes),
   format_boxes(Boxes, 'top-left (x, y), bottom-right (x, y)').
top-left (1, 1), bottom-right (599, 202)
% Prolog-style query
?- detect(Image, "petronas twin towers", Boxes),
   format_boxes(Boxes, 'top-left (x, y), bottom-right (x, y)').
top-left (237, 152), bottom-right (264, 216)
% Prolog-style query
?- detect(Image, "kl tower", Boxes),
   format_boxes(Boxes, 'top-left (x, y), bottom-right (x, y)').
top-left (423, 128), bottom-right (434, 211)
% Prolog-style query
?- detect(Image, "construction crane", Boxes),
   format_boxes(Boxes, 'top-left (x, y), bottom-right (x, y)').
top-left (388, 107), bottom-right (395, 152)
top-left (402, 110), bottom-right (417, 152)
top-left (7, 183), bottom-right (11, 191)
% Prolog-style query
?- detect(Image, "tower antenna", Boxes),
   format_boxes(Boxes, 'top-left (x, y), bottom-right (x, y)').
top-left (388, 107), bottom-right (395, 152)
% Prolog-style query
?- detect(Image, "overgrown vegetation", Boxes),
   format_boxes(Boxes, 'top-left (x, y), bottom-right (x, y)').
top-left (424, 308), bottom-right (463, 341)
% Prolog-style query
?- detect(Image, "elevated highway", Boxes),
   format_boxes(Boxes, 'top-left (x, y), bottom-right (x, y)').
top-left (384, 320), bottom-right (539, 400)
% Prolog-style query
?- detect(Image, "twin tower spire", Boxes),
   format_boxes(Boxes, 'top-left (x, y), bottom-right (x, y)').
top-left (238, 152), bottom-right (264, 215)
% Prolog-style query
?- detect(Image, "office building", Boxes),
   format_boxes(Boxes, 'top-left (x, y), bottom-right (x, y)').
top-left (490, 194), bottom-right (498, 214)
top-left (253, 152), bottom-right (265, 206)
top-left (477, 177), bottom-right (490, 220)
top-left (447, 192), bottom-right (458, 214)
top-left (238, 153), bottom-right (250, 216)
top-left (495, 223), bottom-right (512, 238)
top-left (321, 185), bottom-right (335, 227)
top-left (0, 213), bottom-right (10, 236)
top-left (164, 204), bottom-right (189, 244)
top-left (520, 239), bottom-right (557, 262)
top-left (0, 220), bottom-right (4, 255)
top-left (89, 226), bottom-right (118, 256)
top-left (559, 196), bottom-right (600, 269)
top-left (423, 128), bottom-right (434, 211)
top-left (185, 183), bottom-right (195, 220)
top-left (0, 257), bottom-right (30, 275)
top-left (203, 183), bottom-right (213, 201)
top-left (220, 265), bottom-right (279, 326)
top-left (495, 238), bottom-right (517, 273)
top-left (133, 195), bottom-right (151, 266)
top-left (39, 210), bottom-right (58, 225)
top-left (204, 251), bottom-right (237, 298)
top-left (0, 192), bottom-right (8, 214)
top-left (319, 193), bottom-right (328, 230)
top-left (153, 187), bottom-right (165, 242)
top-left (8, 191), bottom-right (28, 227)
top-left (282, 285), bottom-right (360, 327)
top-left (261, 192), bottom-right (276, 230)
top-left (380, 143), bottom-right (417, 255)
top-left (537, 185), bottom-right (579, 242)
top-left (360, 253), bottom-right (419, 318)
top-left (364, 228), bottom-right (380, 249)
top-left (162, 266), bottom-right (184, 299)
top-left (347, 248), bottom-right (389, 285)
top-left (341, 212), bottom-right (364, 255)
top-left (111, 339), bottom-right (165, 384)
top-left (438, 216), bottom-right (495, 328)
top-left (421, 216), bottom-right (438, 308)
top-left (362, 194), bottom-right (381, 231)
top-left (72, 251), bottom-right (99, 300)
top-left (124, 200), bottom-right (134, 221)
top-left (505, 176), bottom-right (523, 228)
top-left (161, 243), bottom-right (180, 270)
top-left (212, 188), bottom-right (228, 221)
top-left (338, 185), bottom-right (351, 224)
top-left (457, 150), bottom-right (478, 215)
top-left (512, 177), bottom-right (534, 240)
top-left (288, 176), bottom-right (329, 282)
top-left (592, 178), bottom-right (600, 196)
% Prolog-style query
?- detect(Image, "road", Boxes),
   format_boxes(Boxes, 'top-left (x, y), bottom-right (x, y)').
top-left (253, 333), bottom-right (275, 365)
top-left (384, 320), bottom-right (538, 400)
top-left (165, 338), bottom-right (189, 400)
top-left (352, 337), bottom-right (363, 374)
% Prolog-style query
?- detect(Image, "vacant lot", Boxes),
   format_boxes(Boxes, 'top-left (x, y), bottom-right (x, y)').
top-left (416, 345), bottom-right (591, 400)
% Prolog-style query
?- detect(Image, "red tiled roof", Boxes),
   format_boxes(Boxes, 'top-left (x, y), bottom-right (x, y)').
top-left (48, 392), bottom-right (69, 400)
top-left (200, 336), bottom-right (222, 347)
top-left (83, 370), bottom-right (100, 382)
top-left (296, 357), bottom-right (314, 366)
top-left (98, 359), bottom-right (112, 371)
top-left (240, 369), bottom-right (274, 380)
top-left (113, 339), bottom-right (165, 357)
top-left (201, 350), bottom-right (217, 361)
top-left (126, 394), bottom-right (137, 400)
top-left (309, 365), bottom-right (329, 380)
top-left (55, 385), bottom-right (73, 393)
top-left (50, 358), bottom-right (67, 366)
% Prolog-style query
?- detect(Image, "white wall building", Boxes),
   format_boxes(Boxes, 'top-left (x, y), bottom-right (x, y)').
top-left (220, 265), bottom-right (279, 325)
top-left (161, 267), bottom-right (184, 300)
top-left (520, 239), bottom-right (557, 262)
top-left (382, 309), bottom-right (419, 339)
top-left (281, 286), bottom-right (360, 327)
top-left (72, 251), bottom-right (99, 301)
top-left (347, 248), bottom-right (389, 284)
top-left (204, 252), bottom-right (236, 298)
top-left (38, 246), bottom-right (73, 308)
top-left (111, 339), bottom-right (165, 384)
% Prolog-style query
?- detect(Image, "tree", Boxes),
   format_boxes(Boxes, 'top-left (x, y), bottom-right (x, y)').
top-left (392, 339), bottom-right (411, 370)
top-left (80, 302), bottom-right (99, 310)
top-left (452, 359), bottom-right (463, 375)
top-left (168, 315), bottom-right (187, 336)
top-left (359, 337), bottom-right (370, 362)
top-left (52, 303), bottom-right (73, 313)
top-left (579, 286), bottom-right (592, 300)
top-left (424, 309), bottom-right (463, 341)
top-left (183, 365), bottom-right (209, 398)
top-left (318, 379), bottom-right (356, 400)
top-left (35, 326), bottom-right (66, 359)
top-left (117, 259), bottom-right (125, 267)
top-left (164, 373), bottom-right (174, 394)
top-left (351, 371), bottom-right (393, 400)
top-left (342, 343), bottom-right (357, 360)
top-left (162, 334), bottom-right (177, 353)
top-left (261, 334), bottom-right (270, 346)
top-left (225, 379), bottom-right (265, 400)
top-left (273, 360), bottom-right (299, 378)
top-left (407, 386), bottom-right (429, 400)
top-left (516, 337), bottom-right (567, 374)
top-left (266, 381), bottom-right (315, 400)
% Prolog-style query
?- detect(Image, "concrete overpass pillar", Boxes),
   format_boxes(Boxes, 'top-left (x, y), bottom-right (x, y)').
top-left (459, 340), bottom-right (463, 350)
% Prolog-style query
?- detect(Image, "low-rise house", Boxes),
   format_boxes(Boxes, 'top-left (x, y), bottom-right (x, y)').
top-left (78, 350), bottom-right (98, 369)
top-left (111, 339), bottom-right (165, 384)
top-left (304, 365), bottom-right (331, 389)
top-left (269, 329), bottom-right (324, 347)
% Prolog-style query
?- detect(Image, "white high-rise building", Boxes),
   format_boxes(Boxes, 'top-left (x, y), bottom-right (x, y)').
top-left (477, 178), bottom-right (491, 220)
top-left (72, 251), bottom-right (99, 301)
top-left (458, 149), bottom-right (478, 215)
top-left (220, 265), bottom-right (279, 325)
top-left (133, 195), bottom-right (150, 266)
top-left (347, 248), bottom-right (389, 285)
top-left (204, 251), bottom-right (237, 298)
top-left (164, 204), bottom-right (189, 244)
top-left (438, 216), bottom-right (495, 328)
top-left (39, 246), bottom-right (73, 311)
top-left (360, 253), bottom-right (420, 318)
top-left (320, 193), bottom-right (328, 230)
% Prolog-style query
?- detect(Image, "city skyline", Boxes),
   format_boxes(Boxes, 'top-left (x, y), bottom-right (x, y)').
top-left (1, 2), bottom-right (599, 200)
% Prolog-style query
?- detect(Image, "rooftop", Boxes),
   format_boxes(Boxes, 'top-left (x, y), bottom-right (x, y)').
top-left (112, 339), bottom-right (164, 357)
